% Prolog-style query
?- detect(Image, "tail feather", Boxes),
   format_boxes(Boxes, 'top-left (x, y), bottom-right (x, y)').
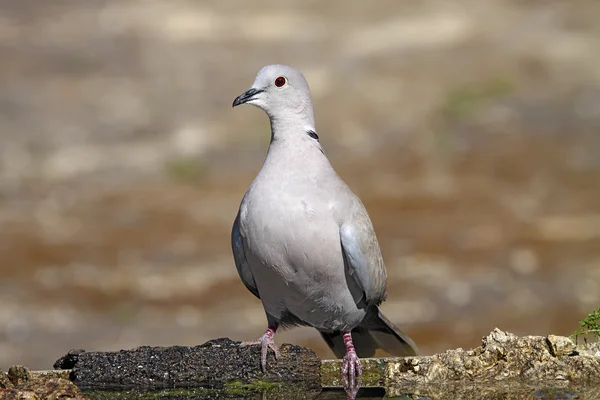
top-left (319, 306), bottom-right (418, 358)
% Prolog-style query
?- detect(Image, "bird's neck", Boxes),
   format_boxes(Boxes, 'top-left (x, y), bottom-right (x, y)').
top-left (268, 108), bottom-right (315, 141)
top-left (268, 117), bottom-right (318, 146)
top-left (263, 115), bottom-right (328, 172)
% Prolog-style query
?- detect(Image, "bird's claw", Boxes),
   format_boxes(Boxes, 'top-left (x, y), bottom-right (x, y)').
top-left (260, 340), bottom-right (281, 371)
top-left (240, 328), bottom-right (280, 372)
top-left (341, 348), bottom-right (362, 393)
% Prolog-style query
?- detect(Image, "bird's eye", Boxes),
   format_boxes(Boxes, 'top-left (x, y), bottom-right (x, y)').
top-left (274, 76), bottom-right (286, 87)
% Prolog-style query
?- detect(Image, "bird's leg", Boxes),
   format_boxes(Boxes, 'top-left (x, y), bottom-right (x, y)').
top-left (240, 325), bottom-right (281, 372)
top-left (341, 331), bottom-right (362, 390)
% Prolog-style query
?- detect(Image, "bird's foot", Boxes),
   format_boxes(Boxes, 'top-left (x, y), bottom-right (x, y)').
top-left (341, 331), bottom-right (362, 394)
top-left (342, 349), bottom-right (362, 389)
top-left (240, 327), bottom-right (280, 372)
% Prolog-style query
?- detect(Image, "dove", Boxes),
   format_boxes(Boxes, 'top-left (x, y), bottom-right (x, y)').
top-left (231, 65), bottom-right (417, 386)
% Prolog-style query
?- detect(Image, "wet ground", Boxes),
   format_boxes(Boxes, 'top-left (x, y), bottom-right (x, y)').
top-left (1, 0), bottom-right (600, 370)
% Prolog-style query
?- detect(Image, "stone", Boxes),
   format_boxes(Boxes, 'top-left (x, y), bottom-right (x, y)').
top-left (1, 366), bottom-right (87, 400)
top-left (7, 365), bottom-right (31, 386)
top-left (383, 328), bottom-right (600, 396)
top-left (0, 369), bottom-right (13, 389)
top-left (547, 334), bottom-right (576, 357)
top-left (53, 349), bottom-right (86, 370)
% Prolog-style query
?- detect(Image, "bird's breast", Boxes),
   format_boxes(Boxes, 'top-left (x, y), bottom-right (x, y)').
top-left (240, 185), bottom-right (342, 276)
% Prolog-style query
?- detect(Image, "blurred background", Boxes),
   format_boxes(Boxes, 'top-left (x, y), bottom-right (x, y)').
top-left (1, 0), bottom-right (600, 370)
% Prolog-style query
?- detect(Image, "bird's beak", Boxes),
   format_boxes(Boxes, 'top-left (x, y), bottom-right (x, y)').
top-left (232, 88), bottom-right (264, 108)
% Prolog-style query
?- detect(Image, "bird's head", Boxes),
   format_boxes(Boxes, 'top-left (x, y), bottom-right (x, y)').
top-left (233, 65), bottom-right (315, 126)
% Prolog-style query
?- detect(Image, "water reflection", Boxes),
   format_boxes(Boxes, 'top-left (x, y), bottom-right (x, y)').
top-left (82, 385), bottom-right (596, 399)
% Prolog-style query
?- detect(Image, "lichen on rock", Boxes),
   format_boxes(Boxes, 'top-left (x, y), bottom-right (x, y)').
top-left (385, 328), bottom-right (600, 397)
top-left (0, 365), bottom-right (88, 400)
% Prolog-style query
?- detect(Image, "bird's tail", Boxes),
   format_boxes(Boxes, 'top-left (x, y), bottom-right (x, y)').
top-left (319, 306), bottom-right (418, 358)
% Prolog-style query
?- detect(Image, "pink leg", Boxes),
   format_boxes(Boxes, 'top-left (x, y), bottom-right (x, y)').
top-left (240, 326), bottom-right (281, 372)
top-left (341, 331), bottom-right (362, 389)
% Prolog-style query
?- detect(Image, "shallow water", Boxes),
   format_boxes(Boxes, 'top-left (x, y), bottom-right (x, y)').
top-left (82, 385), bottom-right (592, 400)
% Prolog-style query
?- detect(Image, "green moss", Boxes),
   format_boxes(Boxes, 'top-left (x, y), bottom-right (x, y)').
top-left (223, 380), bottom-right (282, 395)
top-left (84, 383), bottom-right (283, 399)
top-left (571, 308), bottom-right (600, 344)
top-left (320, 359), bottom-right (387, 388)
top-left (84, 388), bottom-right (213, 400)
top-left (320, 360), bottom-right (343, 387)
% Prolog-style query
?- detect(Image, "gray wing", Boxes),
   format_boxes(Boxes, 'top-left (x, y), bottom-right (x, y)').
top-left (231, 212), bottom-right (260, 299)
top-left (339, 199), bottom-right (387, 306)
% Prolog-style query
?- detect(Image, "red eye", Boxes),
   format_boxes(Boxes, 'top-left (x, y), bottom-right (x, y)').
top-left (274, 76), bottom-right (286, 87)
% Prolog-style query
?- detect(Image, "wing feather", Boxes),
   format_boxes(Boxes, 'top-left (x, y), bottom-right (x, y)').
top-left (339, 200), bottom-right (387, 306)
top-left (231, 212), bottom-right (260, 299)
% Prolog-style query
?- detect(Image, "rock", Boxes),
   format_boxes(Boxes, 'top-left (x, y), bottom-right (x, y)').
top-left (1, 378), bottom-right (88, 400)
top-left (1, 366), bottom-right (88, 400)
top-left (63, 338), bottom-right (321, 393)
top-left (547, 334), bottom-right (576, 357)
top-left (53, 349), bottom-right (86, 370)
top-left (384, 328), bottom-right (600, 396)
top-left (575, 340), bottom-right (600, 357)
top-left (7, 365), bottom-right (31, 386)
top-left (0, 369), bottom-right (13, 389)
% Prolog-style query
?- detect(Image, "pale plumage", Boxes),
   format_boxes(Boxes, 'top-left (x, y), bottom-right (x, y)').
top-left (231, 65), bottom-right (417, 388)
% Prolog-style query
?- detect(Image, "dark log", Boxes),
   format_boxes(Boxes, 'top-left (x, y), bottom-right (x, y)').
top-left (57, 338), bottom-right (321, 393)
